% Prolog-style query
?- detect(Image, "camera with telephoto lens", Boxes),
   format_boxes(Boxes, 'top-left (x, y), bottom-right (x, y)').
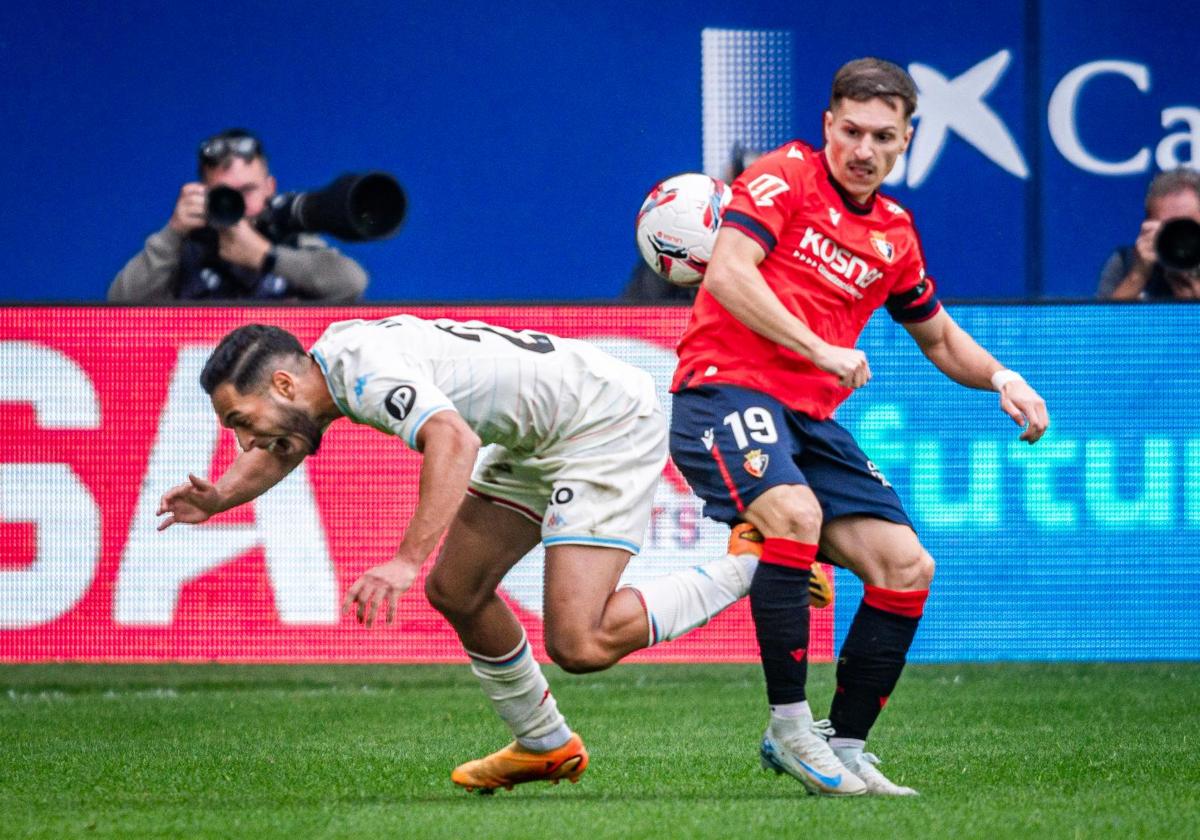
top-left (1155, 217), bottom-right (1200, 273)
top-left (204, 172), bottom-right (406, 241)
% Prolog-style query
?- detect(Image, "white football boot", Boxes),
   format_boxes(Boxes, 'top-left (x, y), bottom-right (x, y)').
top-left (817, 718), bottom-right (919, 796)
top-left (832, 747), bottom-right (919, 796)
top-left (760, 717), bottom-right (866, 796)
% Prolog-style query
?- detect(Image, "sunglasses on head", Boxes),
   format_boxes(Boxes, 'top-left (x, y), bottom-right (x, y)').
top-left (199, 134), bottom-right (263, 166)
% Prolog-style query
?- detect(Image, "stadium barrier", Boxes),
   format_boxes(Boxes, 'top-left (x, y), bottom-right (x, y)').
top-left (1, 305), bottom-right (1197, 663)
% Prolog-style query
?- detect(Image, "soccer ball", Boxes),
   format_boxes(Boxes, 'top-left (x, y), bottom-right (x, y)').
top-left (635, 173), bottom-right (732, 287)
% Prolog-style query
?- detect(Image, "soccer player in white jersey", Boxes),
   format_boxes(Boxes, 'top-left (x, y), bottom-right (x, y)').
top-left (156, 316), bottom-right (833, 792)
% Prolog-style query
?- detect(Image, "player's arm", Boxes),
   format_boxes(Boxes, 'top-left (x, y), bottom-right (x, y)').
top-left (341, 410), bottom-right (482, 626)
top-left (156, 445), bottom-right (306, 530)
top-left (704, 227), bottom-right (871, 389)
top-left (904, 307), bottom-right (1049, 443)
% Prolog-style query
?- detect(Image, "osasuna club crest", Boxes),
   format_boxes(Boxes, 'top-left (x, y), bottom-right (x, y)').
top-left (744, 449), bottom-right (769, 478)
top-left (870, 231), bottom-right (895, 263)
top-left (384, 385), bottom-right (417, 420)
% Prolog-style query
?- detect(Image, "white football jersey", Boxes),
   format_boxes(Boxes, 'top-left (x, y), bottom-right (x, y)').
top-left (310, 315), bottom-right (657, 452)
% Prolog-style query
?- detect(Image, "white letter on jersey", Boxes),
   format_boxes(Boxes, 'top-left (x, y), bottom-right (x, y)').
top-left (0, 342), bottom-right (102, 629)
top-left (115, 348), bottom-right (337, 625)
top-left (746, 173), bottom-right (789, 207)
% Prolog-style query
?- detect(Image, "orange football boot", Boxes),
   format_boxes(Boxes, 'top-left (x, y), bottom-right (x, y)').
top-left (727, 523), bottom-right (834, 609)
top-left (451, 732), bottom-right (589, 793)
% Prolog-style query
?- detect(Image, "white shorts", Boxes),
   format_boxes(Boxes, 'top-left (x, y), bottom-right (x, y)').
top-left (467, 406), bottom-right (668, 554)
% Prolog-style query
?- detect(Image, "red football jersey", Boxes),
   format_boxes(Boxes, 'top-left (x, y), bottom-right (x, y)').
top-left (672, 140), bottom-right (941, 420)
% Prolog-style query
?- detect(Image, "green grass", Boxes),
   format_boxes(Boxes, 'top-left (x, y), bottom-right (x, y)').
top-left (2, 663), bottom-right (1198, 839)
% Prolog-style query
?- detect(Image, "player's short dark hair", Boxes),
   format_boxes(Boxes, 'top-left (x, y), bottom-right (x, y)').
top-left (1145, 168), bottom-right (1200, 215)
top-left (200, 324), bottom-right (307, 396)
top-left (830, 58), bottom-right (918, 120)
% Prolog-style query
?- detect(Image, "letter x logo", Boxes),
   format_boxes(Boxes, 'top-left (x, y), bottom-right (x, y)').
top-left (895, 49), bottom-right (1030, 188)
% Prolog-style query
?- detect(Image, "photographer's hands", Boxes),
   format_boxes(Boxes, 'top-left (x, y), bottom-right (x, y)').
top-left (1133, 219), bottom-right (1162, 267)
top-left (1108, 220), bottom-right (1161, 299)
top-left (169, 184), bottom-right (272, 272)
top-left (168, 183), bottom-right (207, 234)
top-left (218, 219), bottom-right (272, 271)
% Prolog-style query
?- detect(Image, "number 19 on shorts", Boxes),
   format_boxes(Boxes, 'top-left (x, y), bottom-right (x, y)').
top-left (723, 408), bottom-right (778, 449)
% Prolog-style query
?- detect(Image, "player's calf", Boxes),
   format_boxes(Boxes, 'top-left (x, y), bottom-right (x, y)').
top-left (729, 523), bottom-right (834, 608)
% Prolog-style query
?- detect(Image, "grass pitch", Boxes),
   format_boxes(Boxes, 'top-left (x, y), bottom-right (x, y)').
top-left (2, 663), bottom-right (1197, 839)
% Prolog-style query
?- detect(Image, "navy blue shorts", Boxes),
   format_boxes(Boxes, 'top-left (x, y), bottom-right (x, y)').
top-left (669, 384), bottom-right (913, 530)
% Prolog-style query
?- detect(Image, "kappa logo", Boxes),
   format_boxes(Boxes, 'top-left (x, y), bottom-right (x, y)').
top-left (870, 231), bottom-right (895, 263)
top-left (744, 449), bottom-right (769, 478)
top-left (383, 385), bottom-right (417, 421)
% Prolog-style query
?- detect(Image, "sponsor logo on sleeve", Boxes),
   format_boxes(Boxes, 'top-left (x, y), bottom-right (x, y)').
top-left (384, 385), bottom-right (417, 421)
top-left (746, 173), bottom-right (790, 207)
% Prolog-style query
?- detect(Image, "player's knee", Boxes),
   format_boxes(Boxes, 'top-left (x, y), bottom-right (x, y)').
top-left (917, 551), bottom-right (936, 588)
top-left (423, 570), bottom-right (480, 621)
top-left (887, 547), bottom-right (935, 590)
top-left (422, 572), bottom-right (453, 617)
top-left (544, 636), bottom-right (618, 675)
top-left (754, 491), bottom-right (823, 541)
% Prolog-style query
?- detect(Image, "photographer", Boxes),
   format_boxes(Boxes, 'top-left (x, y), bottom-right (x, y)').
top-left (108, 129), bottom-right (368, 303)
top-left (1098, 168), bottom-right (1200, 300)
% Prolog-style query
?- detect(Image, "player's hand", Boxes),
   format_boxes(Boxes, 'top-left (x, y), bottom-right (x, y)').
top-left (218, 219), bottom-right (272, 270)
top-left (999, 380), bottom-right (1049, 443)
top-left (156, 473), bottom-right (223, 530)
top-left (342, 559), bottom-right (420, 627)
top-left (168, 183), bottom-right (208, 234)
top-left (812, 343), bottom-right (871, 389)
top-left (1134, 219), bottom-right (1162, 266)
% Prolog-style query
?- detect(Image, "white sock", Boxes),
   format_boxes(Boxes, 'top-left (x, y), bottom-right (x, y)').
top-left (768, 700), bottom-right (816, 739)
top-left (467, 636), bottom-right (572, 752)
top-left (829, 737), bottom-right (866, 757)
top-left (768, 700), bottom-right (813, 736)
top-left (629, 552), bottom-right (756, 645)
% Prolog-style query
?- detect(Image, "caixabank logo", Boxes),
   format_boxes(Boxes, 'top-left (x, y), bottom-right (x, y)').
top-left (883, 49), bottom-right (1198, 187)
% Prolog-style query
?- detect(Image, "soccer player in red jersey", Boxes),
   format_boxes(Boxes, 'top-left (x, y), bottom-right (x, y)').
top-left (669, 58), bottom-right (1049, 796)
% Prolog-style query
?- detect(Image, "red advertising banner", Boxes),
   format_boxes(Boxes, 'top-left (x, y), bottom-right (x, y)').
top-left (0, 307), bottom-right (834, 663)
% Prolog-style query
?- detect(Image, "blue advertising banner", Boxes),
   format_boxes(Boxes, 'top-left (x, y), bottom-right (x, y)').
top-left (0, 2), bottom-right (1195, 302)
top-left (838, 303), bottom-right (1200, 661)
